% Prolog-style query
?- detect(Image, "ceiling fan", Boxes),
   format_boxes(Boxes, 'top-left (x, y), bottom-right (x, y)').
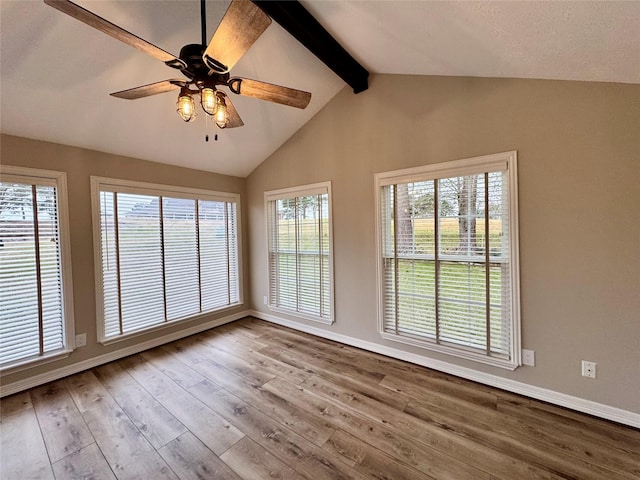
top-left (43, 0), bottom-right (312, 129)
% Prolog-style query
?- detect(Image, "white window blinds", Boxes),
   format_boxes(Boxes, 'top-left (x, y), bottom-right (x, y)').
top-left (0, 168), bottom-right (72, 369)
top-left (266, 183), bottom-right (333, 323)
top-left (377, 152), bottom-right (520, 368)
top-left (94, 178), bottom-right (240, 341)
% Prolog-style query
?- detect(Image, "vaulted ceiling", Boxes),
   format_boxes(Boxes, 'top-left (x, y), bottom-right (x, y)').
top-left (2, 1), bottom-right (638, 177)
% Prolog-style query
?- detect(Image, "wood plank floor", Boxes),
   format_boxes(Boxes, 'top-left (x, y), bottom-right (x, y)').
top-left (1, 317), bottom-right (639, 480)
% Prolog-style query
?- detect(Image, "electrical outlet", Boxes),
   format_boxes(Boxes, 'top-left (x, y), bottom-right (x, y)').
top-left (75, 333), bottom-right (87, 348)
top-left (263, 295), bottom-right (268, 305)
top-left (522, 349), bottom-right (535, 366)
top-left (582, 360), bottom-right (597, 378)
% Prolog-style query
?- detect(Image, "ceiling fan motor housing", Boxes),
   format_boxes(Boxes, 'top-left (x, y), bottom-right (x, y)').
top-left (179, 44), bottom-right (229, 85)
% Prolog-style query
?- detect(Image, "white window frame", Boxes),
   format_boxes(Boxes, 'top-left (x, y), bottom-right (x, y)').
top-left (90, 176), bottom-right (243, 345)
top-left (0, 165), bottom-right (75, 373)
top-left (265, 182), bottom-right (335, 324)
top-left (374, 152), bottom-right (521, 369)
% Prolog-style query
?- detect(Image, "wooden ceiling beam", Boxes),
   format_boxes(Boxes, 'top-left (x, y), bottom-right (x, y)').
top-left (251, 0), bottom-right (369, 94)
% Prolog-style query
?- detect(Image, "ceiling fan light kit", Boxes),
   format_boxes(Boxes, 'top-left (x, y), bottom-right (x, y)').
top-left (44, 0), bottom-right (312, 130)
top-left (175, 83), bottom-right (230, 127)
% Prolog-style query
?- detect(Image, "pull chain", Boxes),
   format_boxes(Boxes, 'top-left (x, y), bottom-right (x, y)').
top-left (204, 115), bottom-right (219, 142)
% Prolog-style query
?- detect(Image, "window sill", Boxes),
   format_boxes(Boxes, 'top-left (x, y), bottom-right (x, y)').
top-left (0, 349), bottom-right (72, 376)
top-left (380, 331), bottom-right (518, 370)
top-left (268, 306), bottom-right (334, 326)
top-left (99, 303), bottom-right (244, 346)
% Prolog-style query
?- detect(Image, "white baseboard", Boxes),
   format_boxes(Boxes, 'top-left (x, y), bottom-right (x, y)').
top-left (249, 310), bottom-right (640, 429)
top-left (0, 310), bottom-right (249, 398)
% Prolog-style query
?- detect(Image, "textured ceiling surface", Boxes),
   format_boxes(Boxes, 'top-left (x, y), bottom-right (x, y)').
top-left (1, 1), bottom-right (638, 177)
top-left (305, 1), bottom-right (640, 84)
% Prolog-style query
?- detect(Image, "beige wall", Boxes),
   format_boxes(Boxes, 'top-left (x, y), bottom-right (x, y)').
top-left (0, 134), bottom-right (249, 387)
top-left (2, 74), bottom-right (639, 415)
top-left (246, 74), bottom-right (640, 413)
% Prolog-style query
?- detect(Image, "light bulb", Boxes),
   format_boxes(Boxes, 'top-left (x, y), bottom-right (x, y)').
top-left (200, 87), bottom-right (216, 116)
top-left (214, 91), bottom-right (229, 128)
top-left (176, 88), bottom-right (196, 122)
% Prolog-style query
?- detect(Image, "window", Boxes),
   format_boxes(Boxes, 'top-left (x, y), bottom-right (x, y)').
top-left (91, 177), bottom-right (241, 343)
top-left (266, 182), bottom-right (333, 323)
top-left (0, 166), bottom-right (74, 370)
top-left (376, 152), bottom-right (520, 369)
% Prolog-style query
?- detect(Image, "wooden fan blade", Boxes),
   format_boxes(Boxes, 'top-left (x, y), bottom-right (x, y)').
top-left (223, 95), bottom-right (245, 128)
top-left (110, 80), bottom-right (185, 100)
top-left (228, 78), bottom-right (311, 109)
top-left (202, 0), bottom-right (271, 73)
top-left (44, 0), bottom-right (184, 68)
